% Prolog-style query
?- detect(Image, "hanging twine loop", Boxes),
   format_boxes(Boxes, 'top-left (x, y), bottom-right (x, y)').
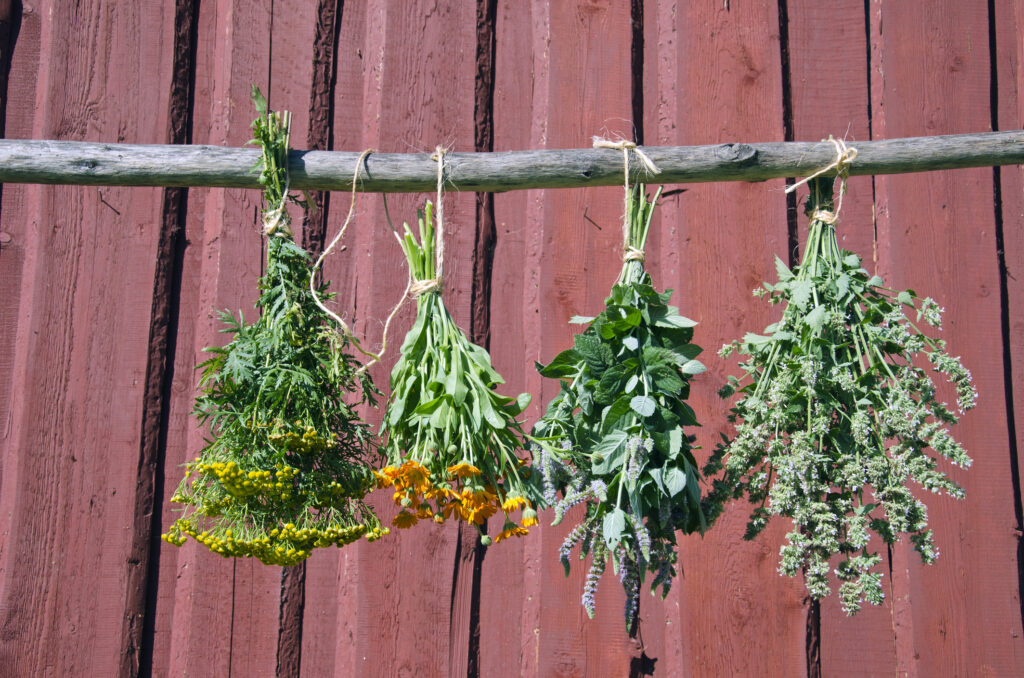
top-left (310, 149), bottom-right (389, 372)
top-left (786, 136), bottom-right (858, 225)
top-left (428, 145), bottom-right (447, 284)
top-left (592, 136), bottom-right (661, 263)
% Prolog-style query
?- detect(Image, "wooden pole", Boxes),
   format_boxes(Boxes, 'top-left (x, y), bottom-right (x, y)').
top-left (0, 131), bottom-right (1021, 192)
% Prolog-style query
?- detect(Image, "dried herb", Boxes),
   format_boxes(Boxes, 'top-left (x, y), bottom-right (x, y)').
top-left (163, 90), bottom-right (387, 565)
top-left (533, 185), bottom-right (707, 629)
top-left (376, 202), bottom-right (541, 542)
top-left (706, 178), bottom-right (976, 613)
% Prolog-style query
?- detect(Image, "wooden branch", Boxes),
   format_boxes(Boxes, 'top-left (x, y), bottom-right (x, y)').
top-left (0, 131), bottom-right (1021, 192)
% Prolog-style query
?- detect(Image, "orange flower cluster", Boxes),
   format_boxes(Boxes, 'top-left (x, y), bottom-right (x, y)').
top-left (375, 460), bottom-right (535, 542)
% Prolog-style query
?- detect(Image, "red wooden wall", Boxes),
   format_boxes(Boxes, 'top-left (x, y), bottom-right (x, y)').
top-left (0, 1), bottom-right (1022, 676)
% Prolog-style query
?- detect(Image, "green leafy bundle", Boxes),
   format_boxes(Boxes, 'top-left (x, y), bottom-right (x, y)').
top-left (163, 90), bottom-right (386, 566)
top-left (377, 202), bottom-right (541, 542)
top-left (706, 178), bottom-right (976, 614)
top-left (533, 185), bottom-right (707, 629)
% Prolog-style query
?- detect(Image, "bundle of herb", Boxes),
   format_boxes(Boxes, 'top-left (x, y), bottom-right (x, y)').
top-left (706, 178), bottom-right (976, 614)
top-left (532, 185), bottom-right (707, 629)
top-left (163, 90), bottom-right (387, 566)
top-left (377, 201), bottom-right (541, 542)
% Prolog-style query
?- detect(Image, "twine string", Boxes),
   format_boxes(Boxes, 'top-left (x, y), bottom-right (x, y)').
top-left (356, 146), bottom-right (448, 372)
top-left (310, 149), bottom-right (386, 369)
top-left (592, 136), bottom-right (660, 262)
top-left (786, 136), bottom-right (858, 225)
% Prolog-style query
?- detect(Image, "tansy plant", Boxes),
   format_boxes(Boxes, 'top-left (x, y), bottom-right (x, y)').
top-left (705, 177), bottom-right (976, 614)
top-left (377, 201), bottom-right (541, 543)
top-left (163, 89), bottom-right (387, 566)
top-left (532, 185), bottom-right (708, 630)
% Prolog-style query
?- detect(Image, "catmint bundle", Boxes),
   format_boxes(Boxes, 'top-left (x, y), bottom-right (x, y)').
top-left (533, 185), bottom-right (708, 630)
top-left (377, 201), bottom-right (542, 543)
top-left (163, 90), bottom-right (386, 565)
top-left (706, 178), bottom-right (976, 614)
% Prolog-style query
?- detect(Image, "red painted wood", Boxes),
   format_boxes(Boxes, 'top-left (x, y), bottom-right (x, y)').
top-left (786, 3), bottom-right (901, 676)
top-left (160, 2), bottom-right (280, 676)
top-left (0, 1), bottom-right (172, 675)
top-left (994, 0), bottom-right (1024, 558)
top-left (644, 1), bottom-right (807, 676)
top-left (870, 2), bottom-right (1024, 676)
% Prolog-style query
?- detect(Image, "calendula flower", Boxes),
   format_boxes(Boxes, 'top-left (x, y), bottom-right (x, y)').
top-left (521, 507), bottom-right (539, 527)
top-left (502, 495), bottom-right (529, 512)
top-left (447, 462), bottom-right (483, 478)
top-left (494, 520), bottom-right (529, 543)
top-left (392, 511), bottom-right (418, 529)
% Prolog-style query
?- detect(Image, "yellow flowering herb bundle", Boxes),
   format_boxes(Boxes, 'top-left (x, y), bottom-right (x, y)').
top-left (706, 178), bottom-right (977, 613)
top-left (533, 185), bottom-right (708, 629)
top-left (163, 90), bottom-right (387, 565)
top-left (378, 202), bottom-right (541, 543)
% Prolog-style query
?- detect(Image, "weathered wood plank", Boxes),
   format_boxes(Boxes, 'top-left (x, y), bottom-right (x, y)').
top-left (0, 1), bottom-right (172, 676)
top-left (645, 1), bottom-right (808, 675)
top-left (871, 2), bottom-right (1024, 675)
top-left (0, 130), bottom-right (1022, 192)
top-left (163, 1), bottom-right (278, 676)
top-left (786, 2), bottom-right (901, 676)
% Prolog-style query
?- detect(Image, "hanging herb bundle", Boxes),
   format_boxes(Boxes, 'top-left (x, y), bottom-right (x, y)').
top-left (705, 177), bottom-right (976, 614)
top-left (532, 183), bottom-right (708, 630)
top-left (163, 89), bottom-right (387, 565)
top-left (377, 199), bottom-right (541, 542)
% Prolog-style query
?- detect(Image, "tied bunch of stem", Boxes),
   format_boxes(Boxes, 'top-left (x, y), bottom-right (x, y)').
top-left (163, 89), bottom-right (387, 566)
top-left (378, 202), bottom-right (541, 543)
top-left (706, 178), bottom-right (977, 614)
top-left (533, 185), bottom-right (708, 630)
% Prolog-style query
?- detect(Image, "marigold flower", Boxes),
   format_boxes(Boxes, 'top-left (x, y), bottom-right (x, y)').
top-left (448, 462), bottom-right (483, 478)
top-left (502, 495), bottom-right (529, 512)
top-left (392, 511), bottom-right (418, 529)
top-left (494, 520), bottom-right (529, 542)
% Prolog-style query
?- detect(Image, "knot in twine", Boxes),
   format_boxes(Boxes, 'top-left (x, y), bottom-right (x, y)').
top-left (622, 246), bottom-right (646, 263)
top-left (785, 136), bottom-right (858, 195)
top-left (592, 136), bottom-right (661, 266)
top-left (408, 278), bottom-right (441, 298)
top-left (812, 209), bottom-right (839, 225)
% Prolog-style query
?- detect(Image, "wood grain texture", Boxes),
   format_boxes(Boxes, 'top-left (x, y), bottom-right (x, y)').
top-left (0, 1), bottom-right (172, 676)
top-left (994, 1), bottom-right (1024, 640)
top-left (786, 2), bottom-right (900, 676)
top-left (870, 2), bottom-right (1024, 675)
top-left (2, 130), bottom-right (1023, 193)
top-left (644, 1), bottom-right (808, 675)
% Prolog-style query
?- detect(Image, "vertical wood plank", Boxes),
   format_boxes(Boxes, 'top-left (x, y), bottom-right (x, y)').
top-left (644, 1), bottom-right (807, 676)
top-left (870, 2), bottom-right (1024, 675)
top-left (490, 1), bottom-right (642, 676)
top-left (162, 2), bottom-right (278, 676)
top-left (785, 2), bottom-right (901, 676)
top-left (0, 1), bottom-right (172, 675)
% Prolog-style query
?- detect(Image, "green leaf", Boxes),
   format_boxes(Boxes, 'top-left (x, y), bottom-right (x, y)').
top-left (805, 305), bottom-right (827, 333)
top-left (623, 336), bottom-right (639, 351)
top-left (843, 253), bottom-right (861, 268)
top-left (591, 430), bottom-right (629, 474)
top-left (652, 312), bottom-right (698, 329)
top-left (897, 290), bottom-right (913, 306)
top-left (663, 466), bottom-right (687, 496)
top-left (681, 360), bottom-right (706, 376)
top-left (630, 395), bottom-right (656, 417)
top-left (836, 273), bottom-right (850, 300)
top-left (570, 315), bottom-right (595, 324)
top-left (537, 348), bottom-right (582, 378)
top-left (603, 508), bottom-right (628, 547)
top-left (868, 275), bottom-right (884, 287)
top-left (775, 255), bottom-right (794, 282)
top-left (791, 280), bottom-right (813, 310)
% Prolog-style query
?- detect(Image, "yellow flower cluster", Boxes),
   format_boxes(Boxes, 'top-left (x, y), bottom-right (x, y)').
top-left (191, 459), bottom-right (299, 500)
top-left (162, 517), bottom-right (388, 566)
top-left (268, 425), bottom-right (334, 455)
top-left (375, 460), bottom-right (534, 542)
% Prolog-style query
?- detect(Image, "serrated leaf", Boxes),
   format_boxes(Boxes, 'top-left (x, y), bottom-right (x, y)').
top-left (843, 253), bottom-right (861, 268)
top-left (623, 336), bottom-right (639, 351)
top-left (791, 279), bottom-right (813, 310)
top-left (603, 508), bottom-right (627, 547)
top-left (681, 360), bottom-right (706, 375)
top-left (591, 430), bottom-right (629, 474)
top-left (897, 290), bottom-right (913, 306)
top-left (836, 273), bottom-right (850, 300)
top-left (775, 255), bottom-right (794, 282)
top-left (868, 275), bottom-right (884, 287)
top-left (536, 348), bottom-right (582, 379)
top-left (805, 305), bottom-right (827, 333)
top-left (630, 395), bottom-right (656, 417)
top-left (663, 466), bottom-right (687, 496)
